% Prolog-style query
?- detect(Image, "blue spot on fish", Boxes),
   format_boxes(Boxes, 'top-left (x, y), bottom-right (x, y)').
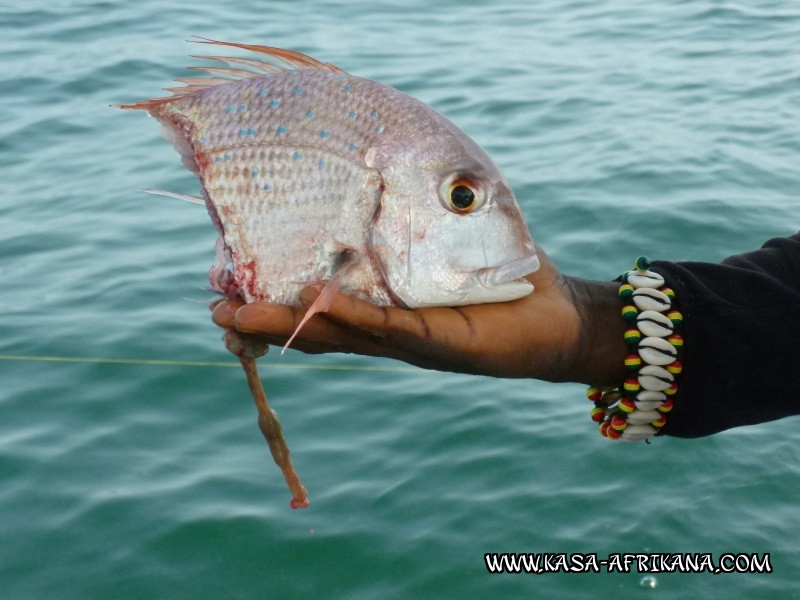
top-left (374, 124), bottom-right (384, 133)
top-left (239, 105), bottom-right (247, 112)
top-left (293, 151), bottom-right (303, 161)
top-left (370, 111), bottom-right (379, 119)
top-left (319, 130), bottom-right (330, 139)
top-left (348, 111), bottom-right (357, 119)
top-left (258, 88), bottom-right (269, 96)
top-left (214, 156), bottom-right (222, 163)
top-left (270, 99), bottom-right (281, 108)
top-left (262, 182), bottom-right (271, 191)
top-left (306, 110), bottom-right (315, 119)
top-left (224, 153), bottom-right (232, 161)
top-left (294, 86), bottom-right (304, 95)
top-left (348, 143), bottom-right (359, 152)
top-left (251, 167), bottom-right (259, 177)
top-left (318, 158), bottom-right (326, 169)
top-left (226, 105), bottom-right (237, 114)
top-left (343, 84), bottom-right (353, 93)
top-left (238, 128), bottom-right (256, 137)
top-left (277, 125), bottom-right (288, 135)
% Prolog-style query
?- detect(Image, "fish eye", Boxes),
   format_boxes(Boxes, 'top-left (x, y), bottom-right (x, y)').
top-left (443, 176), bottom-right (485, 214)
top-left (450, 184), bottom-right (475, 210)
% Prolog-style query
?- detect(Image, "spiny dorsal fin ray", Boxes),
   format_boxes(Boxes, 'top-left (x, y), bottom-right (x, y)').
top-left (163, 77), bottom-right (233, 96)
top-left (185, 65), bottom-right (256, 79)
top-left (117, 37), bottom-right (348, 111)
top-left (163, 85), bottom-right (212, 95)
top-left (189, 55), bottom-right (285, 74)
top-left (173, 76), bottom-right (233, 86)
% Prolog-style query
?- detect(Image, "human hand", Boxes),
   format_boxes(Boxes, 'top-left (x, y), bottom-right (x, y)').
top-left (211, 247), bottom-right (626, 384)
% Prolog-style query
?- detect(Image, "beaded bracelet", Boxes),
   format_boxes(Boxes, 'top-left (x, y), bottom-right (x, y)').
top-left (587, 256), bottom-right (684, 441)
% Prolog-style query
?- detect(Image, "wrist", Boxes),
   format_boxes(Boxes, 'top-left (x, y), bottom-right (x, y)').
top-left (562, 276), bottom-right (628, 385)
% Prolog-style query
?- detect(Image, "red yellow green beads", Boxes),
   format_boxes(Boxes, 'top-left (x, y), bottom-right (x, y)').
top-left (667, 361), bottom-right (683, 375)
top-left (668, 310), bottom-right (683, 326)
top-left (668, 334), bottom-right (684, 348)
top-left (624, 328), bottom-right (642, 346)
top-left (625, 354), bottom-right (642, 370)
top-left (621, 305), bottom-right (638, 321)
top-left (624, 378), bottom-right (641, 394)
top-left (587, 259), bottom-right (684, 442)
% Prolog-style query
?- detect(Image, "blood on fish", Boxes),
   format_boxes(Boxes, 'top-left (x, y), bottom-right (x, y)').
top-left (234, 259), bottom-right (259, 300)
top-left (195, 149), bottom-right (211, 172)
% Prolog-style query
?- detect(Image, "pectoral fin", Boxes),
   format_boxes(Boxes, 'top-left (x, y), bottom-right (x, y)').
top-left (281, 253), bottom-right (360, 354)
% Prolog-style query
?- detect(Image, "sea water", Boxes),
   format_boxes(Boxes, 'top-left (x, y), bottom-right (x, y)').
top-left (2, 1), bottom-right (799, 597)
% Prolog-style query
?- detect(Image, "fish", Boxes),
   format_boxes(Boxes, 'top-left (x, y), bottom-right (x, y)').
top-left (119, 39), bottom-right (539, 318)
top-left (119, 39), bottom-right (539, 509)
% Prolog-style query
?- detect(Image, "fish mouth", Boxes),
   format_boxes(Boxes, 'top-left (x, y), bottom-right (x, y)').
top-left (480, 254), bottom-right (540, 287)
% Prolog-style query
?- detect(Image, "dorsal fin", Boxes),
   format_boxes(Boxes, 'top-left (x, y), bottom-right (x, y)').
top-left (117, 37), bottom-right (348, 111)
top-left (189, 37), bottom-right (347, 74)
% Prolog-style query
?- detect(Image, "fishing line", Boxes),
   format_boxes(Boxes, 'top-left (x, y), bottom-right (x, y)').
top-left (0, 354), bottom-right (420, 373)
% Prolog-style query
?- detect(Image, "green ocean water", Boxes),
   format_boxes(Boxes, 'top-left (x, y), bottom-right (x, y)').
top-left (2, 1), bottom-right (799, 598)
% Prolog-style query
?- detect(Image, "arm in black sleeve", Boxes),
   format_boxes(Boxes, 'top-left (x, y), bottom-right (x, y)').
top-left (652, 231), bottom-right (800, 438)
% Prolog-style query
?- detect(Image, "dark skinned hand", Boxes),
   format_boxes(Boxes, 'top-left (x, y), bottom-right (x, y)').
top-left (211, 246), bottom-right (627, 385)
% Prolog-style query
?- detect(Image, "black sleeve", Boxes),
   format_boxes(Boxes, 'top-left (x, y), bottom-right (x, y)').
top-left (652, 231), bottom-right (800, 438)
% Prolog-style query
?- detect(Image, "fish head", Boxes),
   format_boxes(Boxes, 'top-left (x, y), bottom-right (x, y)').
top-left (366, 128), bottom-right (539, 308)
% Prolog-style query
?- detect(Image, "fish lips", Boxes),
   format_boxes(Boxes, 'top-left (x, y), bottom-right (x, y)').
top-left (455, 254), bottom-right (540, 304)
top-left (482, 254), bottom-right (541, 287)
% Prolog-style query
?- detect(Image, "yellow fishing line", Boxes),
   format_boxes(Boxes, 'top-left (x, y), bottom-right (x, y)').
top-left (0, 354), bottom-right (420, 373)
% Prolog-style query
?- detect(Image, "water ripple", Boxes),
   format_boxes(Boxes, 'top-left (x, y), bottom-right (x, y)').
top-left (2, 1), bottom-right (799, 598)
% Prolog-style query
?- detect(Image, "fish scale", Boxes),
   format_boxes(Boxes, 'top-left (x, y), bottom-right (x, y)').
top-left (164, 70), bottom-right (405, 304)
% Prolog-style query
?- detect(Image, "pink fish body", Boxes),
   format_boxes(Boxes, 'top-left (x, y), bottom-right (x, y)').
top-left (122, 40), bottom-right (539, 309)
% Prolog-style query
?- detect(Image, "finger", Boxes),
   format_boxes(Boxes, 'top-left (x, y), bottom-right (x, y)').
top-left (296, 288), bottom-right (490, 371)
top-left (235, 302), bottom-right (443, 368)
top-left (298, 286), bottom-right (443, 341)
top-left (212, 299), bottom-right (245, 329)
top-left (229, 303), bottom-right (351, 353)
top-left (235, 302), bottom-right (377, 352)
top-left (235, 302), bottom-right (307, 336)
